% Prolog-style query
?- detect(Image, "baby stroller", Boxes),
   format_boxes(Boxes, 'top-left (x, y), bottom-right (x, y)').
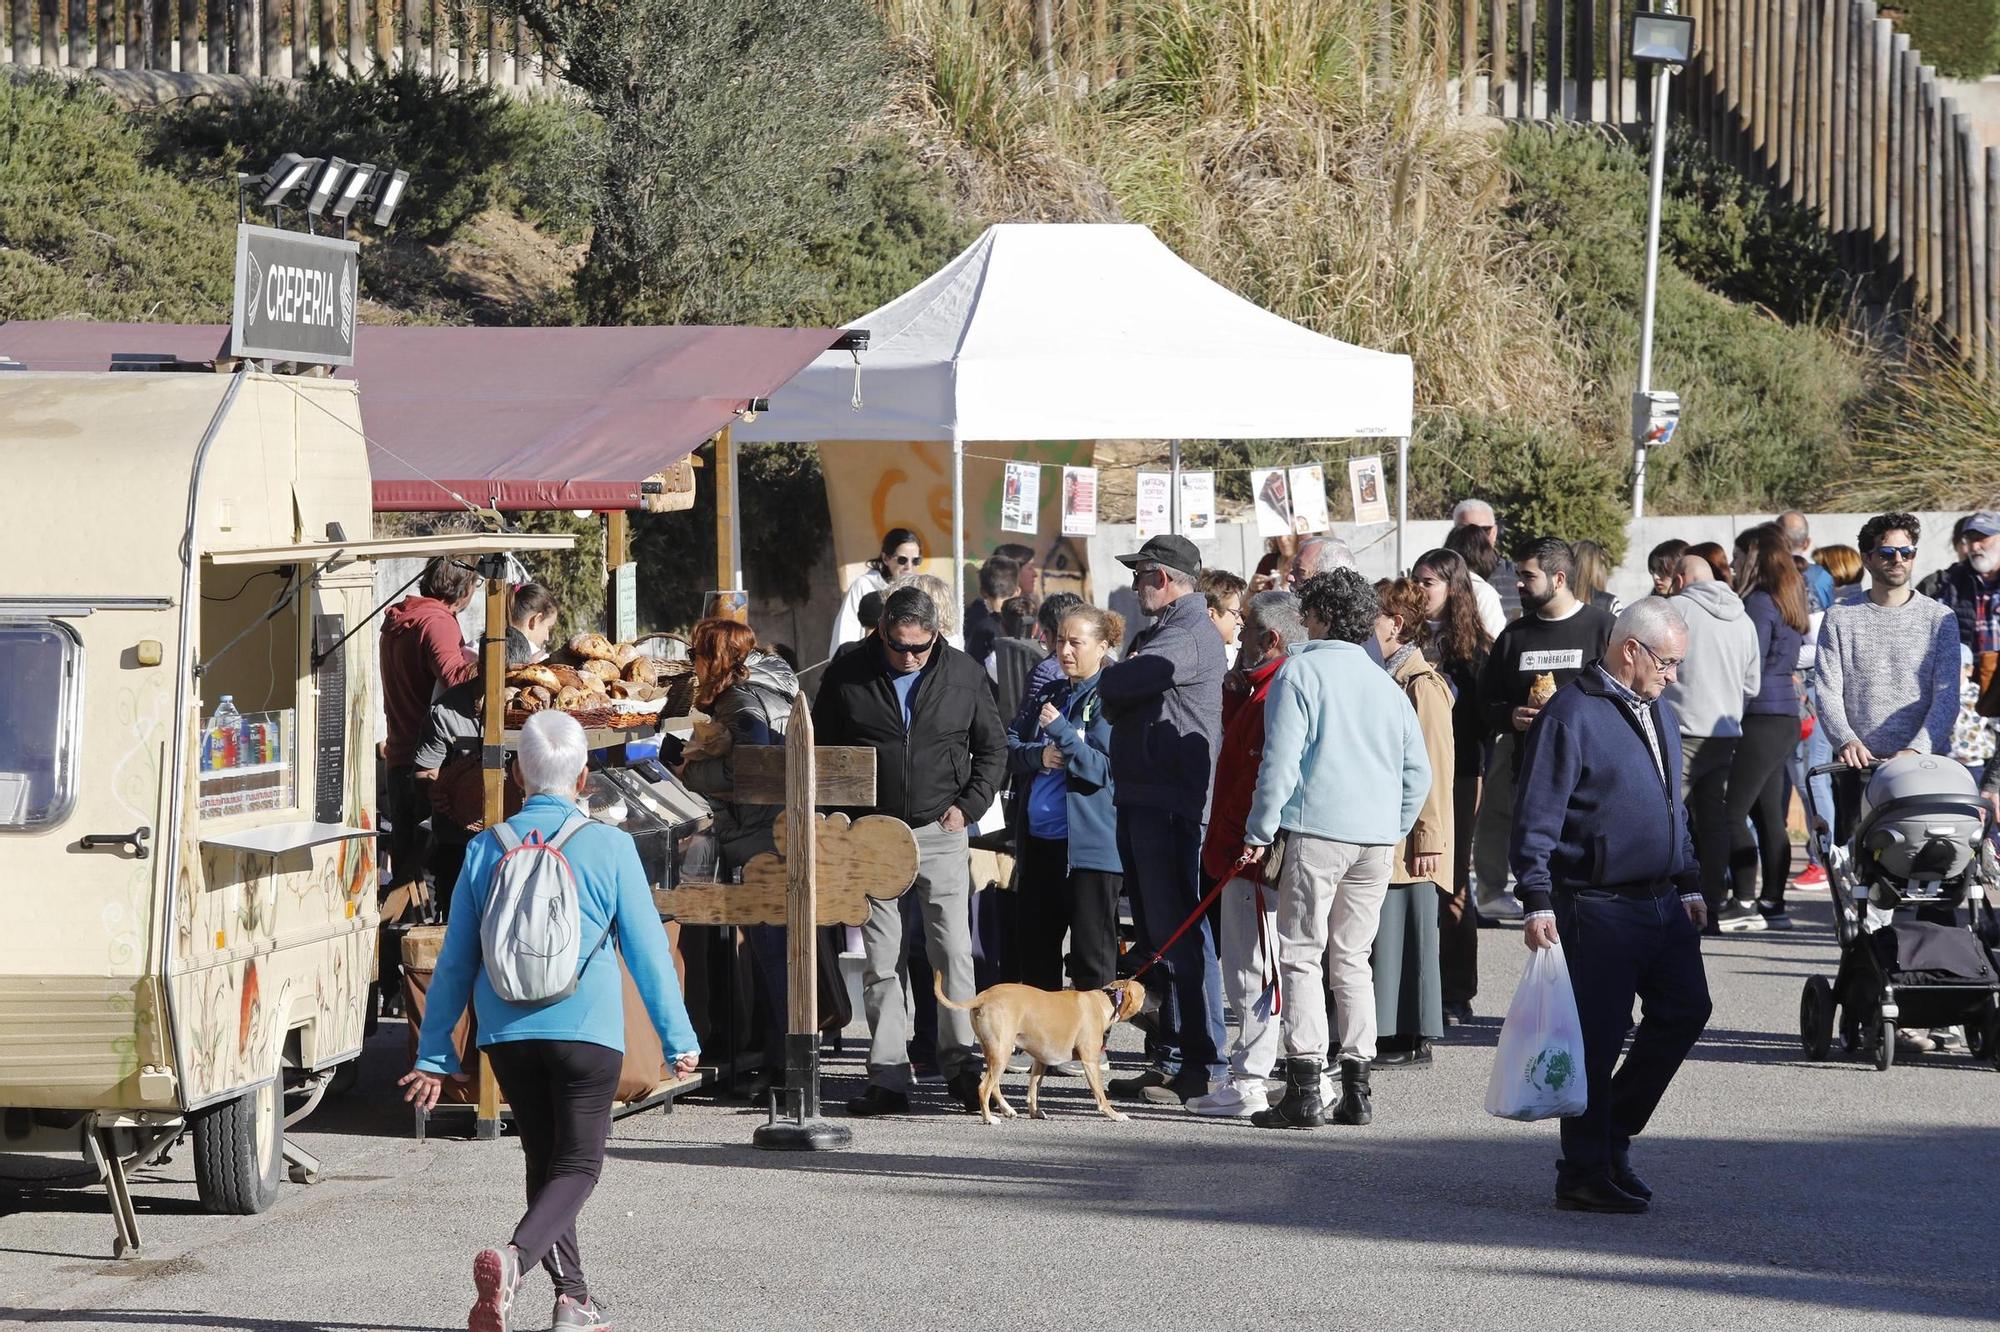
top-left (1797, 754), bottom-right (2000, 1071)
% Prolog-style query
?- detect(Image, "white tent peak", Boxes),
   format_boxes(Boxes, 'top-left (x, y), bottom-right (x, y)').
top-left (736, 221), bottom-right (1414, 445)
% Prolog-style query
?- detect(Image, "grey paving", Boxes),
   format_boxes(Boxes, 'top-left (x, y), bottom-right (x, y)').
top-left (3, 892), bottom-right (1996, 1331)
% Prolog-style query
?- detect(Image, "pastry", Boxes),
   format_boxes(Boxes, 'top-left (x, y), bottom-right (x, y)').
top-left (614, 642), bottom-right (642, 668)
top-left (507, 664), bottom-right (562, 693)
top-left (1526, 672), bottom-right (1558, 708)
top-left (546, 665), bottom-right (591, 692)
top-left (515, 688), bottom-right (551, 714)
top-left (554, 686), bottom-right (597, 711)
top-left (623, 656), bottom-right (662, 685)
top-left (568, 632), bottom-right (619, 663)
top-left (580, 658), bottom-right (622, 683)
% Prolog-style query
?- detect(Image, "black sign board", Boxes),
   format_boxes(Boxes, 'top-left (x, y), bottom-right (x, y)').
top-left (230, 224), bottom-right (360, 367)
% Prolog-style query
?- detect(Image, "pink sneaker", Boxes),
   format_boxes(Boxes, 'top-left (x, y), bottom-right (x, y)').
top-left (1790, 865), bottom-right (1828, 891)
top-left (469, 1245), bottom-right (519, 1332)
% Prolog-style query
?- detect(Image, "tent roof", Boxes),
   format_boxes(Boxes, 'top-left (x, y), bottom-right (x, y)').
top-left (734, 223), bottom-right (1414, 445)
top-left (0, 321), bottom-right (844, 510)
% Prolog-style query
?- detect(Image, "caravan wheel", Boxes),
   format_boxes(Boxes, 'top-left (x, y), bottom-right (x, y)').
top-left (191, 1080), bottom-right (283, 1214)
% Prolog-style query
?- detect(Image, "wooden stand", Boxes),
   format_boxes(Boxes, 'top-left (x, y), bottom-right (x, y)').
top-left (475, 566), bottom-right (509, 1140)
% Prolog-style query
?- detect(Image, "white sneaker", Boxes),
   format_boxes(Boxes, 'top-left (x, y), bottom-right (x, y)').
top-left (1186, 1077), bottom-right (1268, 1118)
top-left (1476, 895), bottom-right (1524, 922)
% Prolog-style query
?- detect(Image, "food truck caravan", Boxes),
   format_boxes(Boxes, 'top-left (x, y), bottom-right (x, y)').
top-left (0, 368), bottom-right (569, 1256)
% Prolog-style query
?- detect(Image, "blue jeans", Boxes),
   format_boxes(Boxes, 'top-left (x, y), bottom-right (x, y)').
top-left (1117, 806), bottom-right (1227, 1084)
top-left (1788, 708), bottom-right (1835, 866)
top-left (1552, 888), bottom-right (1712, 1179)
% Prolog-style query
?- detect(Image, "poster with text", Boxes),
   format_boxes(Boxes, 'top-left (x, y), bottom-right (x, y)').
top-left (1002, 460), bottom-right (1041, 534)
top-left (1136, 472), bottom-right (1172, 539)
top-left (1179, 471), bottom-right (1216, 541)
top-left (1061, 466), bottom-right (1099, 536)
top-left (1250, 468), bottom-right (1293, 537)
top-left (1347, 454), bottom-right (1390, 525)
top-left (1288, 464), bottom-right (1330, 534)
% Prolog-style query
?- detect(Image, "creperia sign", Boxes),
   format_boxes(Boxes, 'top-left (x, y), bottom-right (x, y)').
top-left (230, 223), bottom-right (359, 367)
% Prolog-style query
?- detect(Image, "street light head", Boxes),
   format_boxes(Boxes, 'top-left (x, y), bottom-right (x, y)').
top-left (368, 168), bottom-right (410, 229)
top-left (329, 162), bottom-right (376, 221)
top-left (305, 156), bottom-right (349, 217)
top-left (254, 152), bottom-right (320, 210)
top-left (1630, 12), bottom-right (1695, 65)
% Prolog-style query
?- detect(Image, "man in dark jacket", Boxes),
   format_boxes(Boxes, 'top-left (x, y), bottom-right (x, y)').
top-left (380, 556), bottom-right (479, 894)
top-left (1099, 535), bottom-right (1229, 1105)
top-left (1513, 597), bottom-right (1713, 1215)
top-left (814, 586), bottom-right (1007, 1116)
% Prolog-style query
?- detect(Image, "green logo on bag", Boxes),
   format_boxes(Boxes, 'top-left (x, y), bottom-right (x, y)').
top-left (1526, 1047), bottom-right (1575, 1093)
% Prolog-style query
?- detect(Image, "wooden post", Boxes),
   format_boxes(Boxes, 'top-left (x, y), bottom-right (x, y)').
top-left (1987, 147), bottom-right (1998, 376)
top-left (1829, 0), bottom-right (1846, 232)
top-left (1925, 76), bottom-right (1943, 323)
top-left (1546, 0), bottom-right (1564, 118)
top-left (38, 0), bottom-right (56, 65)
top-left (232, 0), bottom-right (253, 72)
top-left (714, 425), bottom-right (740, 594)
top-left (1490, 0), bottom-right (1507, 115)
top-left (1515, 0), bottom-right (1532, 117)
top-left (456, 0), bottom-right (472, 82)
top-left (474, 570), bottom-right (508, 1139)
top-left (603, 509), bottom-right (628, 636)
top-left (430, 0), bottom-right (445, 74)
top-left (784, 702), bottom-right (817, 1048)
top-left (402, 0), bottom-right (417, 68)
top-left (1942, 100), bottom-right (1961, 345)
top-left (1967, 129), bottom-right (1986, 375)
top-left (1608, 0), bottom-right (1622, 124)
top-left (350, 0), bottom-right (366, 70)
top-left (1873, 20), bottom-right (1892, 250)
top-left (68, 0), bottom-right (85, 64)
top-left (1459, 0), bottom-right (1476, 112)
top-left (1777, 0), bottom-right (1797, 188)
top-left (1894, 40), bottom-right (1913, 277)
top-left (95, 0), bottom-right (109, 67)
top-left (484, 0), bottom-right (496, 82)
top-left (263, 0), bottom-right (284, 75)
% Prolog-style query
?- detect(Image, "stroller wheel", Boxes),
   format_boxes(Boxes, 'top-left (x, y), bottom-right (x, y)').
top-left (1984, 1010), bottom-right (2000, 1071)
top-left (1874, 1018), bottom-right (1896, 1072)
top-left (1799, 977), bottom-right (1834, 1061)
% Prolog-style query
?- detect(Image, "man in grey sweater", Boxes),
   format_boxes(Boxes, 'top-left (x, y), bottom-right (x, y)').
top-left (1665, 555), bottom-right (1760, 919)
top-left (1815, 512), bottom-right (1961, 835)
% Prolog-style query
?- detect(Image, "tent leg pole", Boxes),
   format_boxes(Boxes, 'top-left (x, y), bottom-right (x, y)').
top-left (1169, 439), bottom-right (1182, 534)
top-left (717, 425), bottom-right (742, 591)
top-left (952, 439), bottom-right (966, 618)
top-left (1395, 436), bottom-right (1410, 573)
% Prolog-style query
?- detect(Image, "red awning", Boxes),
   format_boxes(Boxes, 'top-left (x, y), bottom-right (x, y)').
top-left (0, 321), bottom-right (845, 511)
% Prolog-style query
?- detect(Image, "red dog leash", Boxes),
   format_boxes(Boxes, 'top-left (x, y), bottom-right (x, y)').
top-left (1128, 848), bottom-right (1281, 1013)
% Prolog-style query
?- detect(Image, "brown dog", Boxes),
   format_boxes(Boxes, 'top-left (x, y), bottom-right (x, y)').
top-left (933, 974), bottom-right (1146, 1124)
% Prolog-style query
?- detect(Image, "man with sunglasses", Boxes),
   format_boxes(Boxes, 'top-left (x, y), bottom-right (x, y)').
top-left (1814, 513), bottom-right (1961, 837)
top-left (1100, 535), bottom-right (1230, 1105)
top-left (814, 585), bottom-right (1008, 1116)
top-left (1514, 598), bottom-right (1712, 1214)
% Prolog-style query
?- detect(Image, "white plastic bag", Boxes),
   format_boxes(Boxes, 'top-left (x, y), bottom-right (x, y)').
top-left (1484, 941), bottom-right (1588, 1121)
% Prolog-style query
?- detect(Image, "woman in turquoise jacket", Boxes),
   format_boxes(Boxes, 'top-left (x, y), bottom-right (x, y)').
top-left (402, 710), bottom-right (697, 1332)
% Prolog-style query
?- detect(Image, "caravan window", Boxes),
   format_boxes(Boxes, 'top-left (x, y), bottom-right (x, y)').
top-left (0, 620), bottom-right (81, 831)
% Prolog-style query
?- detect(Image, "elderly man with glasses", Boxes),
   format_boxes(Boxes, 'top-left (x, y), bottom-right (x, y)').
top-left (813, 585), bottom-right (1008, 1117)
top-left (1814, 512), bottom-right (1962, 838)
top-left (1511, 597), bottom-right (1712, 1215)
top-left (1099, 535), bottom-right (1231, 1105)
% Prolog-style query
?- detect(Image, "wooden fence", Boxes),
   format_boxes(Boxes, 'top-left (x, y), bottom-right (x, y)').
top-left (0, 1), bottom-right (555, 87)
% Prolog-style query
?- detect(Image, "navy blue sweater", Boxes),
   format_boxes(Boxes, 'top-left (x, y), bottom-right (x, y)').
top-left (1742, 588), bottom-right (1804, 717)
top-left (1004, 672), bottom-right (1118, 872)
top-left (1509, 667), bottom-right (1699, 914)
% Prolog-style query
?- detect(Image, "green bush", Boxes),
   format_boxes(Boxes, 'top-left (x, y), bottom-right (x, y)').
top-left (0, 74), bottom-right (236, 321)
top-left (1412, 414), bottom-right (1633, 562)
top-left (1895, 0), bottom-right (2000, 78)
top-left (1501, 123), bottom-right (1869, 515)
top-left (149, 67), bottom-right (531, 243)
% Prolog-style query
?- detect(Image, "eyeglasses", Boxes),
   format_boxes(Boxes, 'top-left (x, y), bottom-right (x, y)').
top-left (884, 636), bottom-right (937, 657)
top-left (1633, 639), bottom-right (1684, 672)
top-left (1872, 545), bottom-right (1918, 562)
top-left (1131, 565), bottom-right (1161, 585)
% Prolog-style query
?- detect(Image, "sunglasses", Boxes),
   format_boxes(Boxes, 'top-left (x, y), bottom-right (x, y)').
top-left (888, 554), bottom-right (921, 568)
top-left (1872, 545), bottom-right (1917, 562)
top-left (884, 637), bottom-right (937, 657)
top-left (1131, 565), bottom-right (1162, 584)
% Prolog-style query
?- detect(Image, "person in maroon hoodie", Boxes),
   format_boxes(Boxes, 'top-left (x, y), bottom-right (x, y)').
top-left (1186, 588), bottom-right (1307, 1119)
top-left (380, 556), bottom-right (480, 897)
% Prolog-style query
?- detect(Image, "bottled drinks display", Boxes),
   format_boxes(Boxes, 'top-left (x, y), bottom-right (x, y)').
top-left (200, 696), bottom-right (285, 773)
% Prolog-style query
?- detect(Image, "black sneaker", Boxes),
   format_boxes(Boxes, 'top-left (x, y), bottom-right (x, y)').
top-left (1441, 1001), bottom-right (1474, 1027)
top-left (1757, 905), bottom-right (1794, 931)
top-left (843, 1085), bottom-right (910, 1117)
top-left (1108, 1066), bottom-right (1172, 1100)
top-left (946, 1069), bottom-right (984, 1113)
top-left (1716, 900), bottom-right (1766, 933)
top-left (1141, 1071), bottom-right (1211, 1105)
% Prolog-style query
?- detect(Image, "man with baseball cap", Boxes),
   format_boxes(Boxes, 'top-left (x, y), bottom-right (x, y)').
top-left (1098, 535), bottom-right (1231, 1105)
top-left (1933, 510), bottom-right (2000, 718)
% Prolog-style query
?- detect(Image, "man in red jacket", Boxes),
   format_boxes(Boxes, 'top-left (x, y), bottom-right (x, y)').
top-left (1187, 589), bottom-right (1307, 1118)
top-left (379, 557), bottom-right (479, 896)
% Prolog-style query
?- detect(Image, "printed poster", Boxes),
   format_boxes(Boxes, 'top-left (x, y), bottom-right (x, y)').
top-left (1179, 470), bottom-right (1216, 542)
top-left (1288, 464), bottom-right (1330, 534)
top-left (1348, 454), bottom-right (1390, 526)
top-left (1001, 460), bottom-right (1041, 534)
top-left (1061, 466), bottom-right (1098, 536)
top-left (1250, 468), bottom-right (1293, 537)
top-left (1136, 472), bottom-right (1172, 539)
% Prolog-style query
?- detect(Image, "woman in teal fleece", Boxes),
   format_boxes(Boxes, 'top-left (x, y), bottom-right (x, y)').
top-left (402, 710), bottom-right (697, 1332)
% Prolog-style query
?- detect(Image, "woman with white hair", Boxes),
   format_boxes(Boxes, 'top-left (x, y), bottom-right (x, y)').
top-left (403, 710), bottom-right (698, 1332)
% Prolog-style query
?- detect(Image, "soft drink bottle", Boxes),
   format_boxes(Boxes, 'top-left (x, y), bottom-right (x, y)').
top-left (211, 696), bottom-right (241, 769)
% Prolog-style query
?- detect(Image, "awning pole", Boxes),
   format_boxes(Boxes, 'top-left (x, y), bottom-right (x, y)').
top-left (1169, 439), bottom-right (1182, 534)
top-left (716, 425), bottom-right (743, 590)
top-left (1396, 436), bottom-right (1410, 573)
top-left (952, 439), bottom-right (966, 621)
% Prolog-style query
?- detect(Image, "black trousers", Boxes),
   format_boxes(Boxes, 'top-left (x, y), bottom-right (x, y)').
top-left (1728, 714), bottom-right (1797, 907)
top-left (1017, 835), bottom-right (1122, 991)
top-left (484, 1039), bottom-right (623, 1302)
top-left (1552, 889), bottom-right (1712, 1179)
top-left (382, 764), bottom-right (426, 889)
top-left (1440, 760), bottom-right (1481, 1005)
top-left (1680, 735), bottom-right (1738, 914)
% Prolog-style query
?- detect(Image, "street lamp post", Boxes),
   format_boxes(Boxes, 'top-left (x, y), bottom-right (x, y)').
top-left (1629, 7), bottom-right (1695, 520)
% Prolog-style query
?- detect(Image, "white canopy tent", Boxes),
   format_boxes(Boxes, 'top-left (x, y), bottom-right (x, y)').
top-left (734, 222), bottom-right (1417, 606)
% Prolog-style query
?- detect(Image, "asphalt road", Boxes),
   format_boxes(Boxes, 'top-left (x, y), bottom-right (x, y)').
top-left (4, 891), bottom-right (1996, 1331)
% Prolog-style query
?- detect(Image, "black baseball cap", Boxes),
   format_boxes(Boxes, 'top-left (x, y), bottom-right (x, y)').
top-left (1115, 534), bottom-right (1204, 581)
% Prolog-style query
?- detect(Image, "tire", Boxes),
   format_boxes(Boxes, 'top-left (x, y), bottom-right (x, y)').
top-left (1873, 1019), bottom-right (1896, 1072)
top-left (191, 1079), bottom-right (283, 1215)
top-left (327, 1059), bottom-right (361, 1098)
top-left (1800, 977), bottom-right (1834, 1061)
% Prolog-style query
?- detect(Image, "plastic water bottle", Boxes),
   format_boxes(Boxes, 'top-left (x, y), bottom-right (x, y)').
top-left (211, 696), bottom-right (241, 770)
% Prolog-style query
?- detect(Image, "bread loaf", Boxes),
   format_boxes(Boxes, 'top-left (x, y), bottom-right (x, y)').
top-left (623, 656), bottom-right (662, 685)
top-left (614, 642), bottom-right (642, 668)
top-left (507, 664), bottom-right (562, 693)
top-left (554, 686), bottom-right (597, 711)
top-left (580, 657), bottom-right (622, 683)
top-left (568, 632), bottom-right (619, 663)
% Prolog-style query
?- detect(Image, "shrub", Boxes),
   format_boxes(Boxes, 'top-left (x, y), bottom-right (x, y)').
top-left (1412, 414), bottom-right (1633, 562)
top-left (1829, 339), bottom-right (2000, 511)
top-left (0, 74), bottom-right (236, 321)
top-left (149, 66), bottom-right (530, 243)
top-left (1893, 0), bottom-right (2000, 78)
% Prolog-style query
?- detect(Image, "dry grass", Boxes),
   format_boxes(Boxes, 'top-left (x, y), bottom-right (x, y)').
top-left (1829, 340), bottom-right (2000, 511)
top-left (874, 0), bottom-right (1583, 424)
